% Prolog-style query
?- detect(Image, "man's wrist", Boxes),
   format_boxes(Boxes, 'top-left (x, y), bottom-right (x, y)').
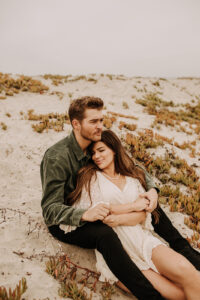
top-left (148, 188), bottom-right (158, 197)
top-left (81, 210), bottom-right (88, 221)
top-left (149, 187), bottom-right (160, 194)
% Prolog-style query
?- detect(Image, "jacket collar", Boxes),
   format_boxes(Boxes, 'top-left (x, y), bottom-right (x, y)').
top-left (68, 130), bottom-right (90, 161)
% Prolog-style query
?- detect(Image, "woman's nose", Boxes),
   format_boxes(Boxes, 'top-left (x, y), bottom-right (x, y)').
top-left (93, 152), bottom-right (99, 159)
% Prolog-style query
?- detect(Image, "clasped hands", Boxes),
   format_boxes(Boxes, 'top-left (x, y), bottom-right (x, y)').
top-left (82, 188), bottom-right (158, 227)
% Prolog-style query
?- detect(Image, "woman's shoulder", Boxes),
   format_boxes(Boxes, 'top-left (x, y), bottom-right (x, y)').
top-left (127, 176), bottom-right (145, 192)
top-left (126, 175), bottom-right (142, 185)
top-left (96, 170), bottom-right (104, 179)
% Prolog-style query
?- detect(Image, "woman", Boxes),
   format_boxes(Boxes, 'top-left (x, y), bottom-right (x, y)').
top-left (60, 130), bottom-right (200, 300)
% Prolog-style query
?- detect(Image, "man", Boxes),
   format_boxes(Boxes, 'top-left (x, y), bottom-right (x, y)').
top-left (41, 96), bottom-right (199, 300)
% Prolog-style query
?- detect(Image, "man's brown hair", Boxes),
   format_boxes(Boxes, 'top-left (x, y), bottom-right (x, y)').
top-left (68, 96), bottom-right (104, 123)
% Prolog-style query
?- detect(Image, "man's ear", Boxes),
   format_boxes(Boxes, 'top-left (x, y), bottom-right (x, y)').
top-left (72, 119), bottom-right (81, 130)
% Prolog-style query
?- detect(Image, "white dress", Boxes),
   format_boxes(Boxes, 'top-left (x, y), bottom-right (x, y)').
top-left (60, 171), bottom-right (166, 283)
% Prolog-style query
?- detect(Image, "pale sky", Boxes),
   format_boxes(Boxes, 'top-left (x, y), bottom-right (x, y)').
top-left (0, 0), bottom-right (200, 77)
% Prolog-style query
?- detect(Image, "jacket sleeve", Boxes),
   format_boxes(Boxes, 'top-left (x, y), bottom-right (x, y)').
top-left (136, 164), bottom-right (160, 193)
top-left (40, 154), bottom-right (86, 227)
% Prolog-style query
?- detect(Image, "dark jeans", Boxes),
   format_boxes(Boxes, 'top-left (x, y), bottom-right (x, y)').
top-left (153, 205), bottom-right (200, 270)
top-left (49, 221), bottom-right (164, 300)
top-left (49, 206), bottom-right (200, 299)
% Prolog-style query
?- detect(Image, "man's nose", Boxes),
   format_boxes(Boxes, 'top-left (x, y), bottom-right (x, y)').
top-left (96, 121), bottom-right (103, 130)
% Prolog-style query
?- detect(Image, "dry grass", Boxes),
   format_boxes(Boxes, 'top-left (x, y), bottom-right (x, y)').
top-left (25, 110), bottom-right (70, 133)
top-left (107, 111), bottom-right (138, 120)
top-left (43, 74), bottom-right (99, 86)
top-left (46, 255), bottom-right (115, 300)
top-left (119, 121), bottom-right (137, 131)
top-left (0, 73), bottom-right (49, 96)
top-left (122, 101), bottom-right (129, 109)
top-left (103, 114), bottom-right (117, 129)
top-left (124, 129), bottom-right (200, 237)
top-left (50, 91), bottom-right (64, 100)
top-left (1, 122), bottom-right (7, 130)
top-left (135, 92), bottom-right (200, 138)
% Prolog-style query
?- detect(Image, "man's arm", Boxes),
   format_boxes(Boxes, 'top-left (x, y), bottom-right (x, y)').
top-left (40, 153), bottom-right (86, 227)
top-left (136, 164), bottom-right (159, 193)
top-left (139, 188), bottom-right (158, 212)
top-left (136, 164), bottom-right (159, 212)
top-left (81, 203), bottom-right (110, 222)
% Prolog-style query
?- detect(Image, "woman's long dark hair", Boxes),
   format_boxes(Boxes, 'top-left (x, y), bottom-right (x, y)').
top-left (67, 130), bottom-right (159, 223)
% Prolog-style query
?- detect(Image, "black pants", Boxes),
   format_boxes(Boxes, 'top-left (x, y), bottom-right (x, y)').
top-left (49, 206), bottom-right (200, 300)
top-left (153, 205), bottom-right (200, 270)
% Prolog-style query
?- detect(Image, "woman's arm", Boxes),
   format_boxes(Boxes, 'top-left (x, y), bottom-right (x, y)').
top-left (103, 211), bottom-right (146, 227)
top-left (110, 196), bottom-right (149, 215)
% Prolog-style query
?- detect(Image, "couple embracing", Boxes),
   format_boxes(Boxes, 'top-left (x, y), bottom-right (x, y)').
top-left (40, 96), bottom-right (200, 300)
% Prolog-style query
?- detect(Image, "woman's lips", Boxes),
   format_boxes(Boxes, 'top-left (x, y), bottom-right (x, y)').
top-left (95, 160), bottom-right (103, 165)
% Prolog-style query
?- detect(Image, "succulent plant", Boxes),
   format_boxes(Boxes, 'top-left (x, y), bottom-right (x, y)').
top-left (0, 277), bottom-right (27, 300)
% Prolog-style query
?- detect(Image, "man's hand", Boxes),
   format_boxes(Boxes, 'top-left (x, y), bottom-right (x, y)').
top-left (139, 188), bottom-right (158, 212)
top-left (133, 196), bottom-right (150, 211)
top-left (81, 203), bottom-right (110, 222)
top-left (103, 214), bottom-right (121, 227)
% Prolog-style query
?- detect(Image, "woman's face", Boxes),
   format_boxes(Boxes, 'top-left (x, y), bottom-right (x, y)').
top-left (92, 141), bottom-right (115, 170)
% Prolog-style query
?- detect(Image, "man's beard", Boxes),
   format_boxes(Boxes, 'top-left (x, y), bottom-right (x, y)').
top-left (80, 128), bottom-right (102, 142)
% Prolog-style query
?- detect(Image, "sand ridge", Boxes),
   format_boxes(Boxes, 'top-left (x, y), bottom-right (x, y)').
top-left (0, 73), bottom-right (200, 299)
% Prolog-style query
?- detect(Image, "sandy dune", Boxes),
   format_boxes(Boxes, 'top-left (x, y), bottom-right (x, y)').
top-left (0, 74), bottom-right (200, 299)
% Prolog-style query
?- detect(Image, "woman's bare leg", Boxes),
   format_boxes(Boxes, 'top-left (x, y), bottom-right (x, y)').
top-left (152, 245), bottom-right (200, 300)
top-left (117, 269), bottom-right (185, 300)
top-left (116, 281), bottom-right (131, 294)
top-left (142, 269), bottom-right (185, 300)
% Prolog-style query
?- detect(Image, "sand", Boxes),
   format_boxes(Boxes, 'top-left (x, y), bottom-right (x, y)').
top-left (0, 74), bottom-right (200, 299)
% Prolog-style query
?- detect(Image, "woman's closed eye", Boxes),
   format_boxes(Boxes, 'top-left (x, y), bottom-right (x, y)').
top-left (92, 148), bottom-right (105, 155)
top-left (97, 147), bottom-right (106, 152)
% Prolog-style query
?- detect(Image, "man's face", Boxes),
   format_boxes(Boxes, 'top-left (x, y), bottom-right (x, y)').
top-left (79, 108), bottom-right (103, 142)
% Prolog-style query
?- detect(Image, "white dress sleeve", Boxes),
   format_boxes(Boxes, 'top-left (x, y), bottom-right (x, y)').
top-left (59, 174), bottom-right (103, 233)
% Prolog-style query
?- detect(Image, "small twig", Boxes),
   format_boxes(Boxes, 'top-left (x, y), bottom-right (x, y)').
top-left (13, 251), bottom-right (24, 256)
top-left (61, 255), bottom-right (100, 276)
top-left (0, 208), bottom-right (6, 224)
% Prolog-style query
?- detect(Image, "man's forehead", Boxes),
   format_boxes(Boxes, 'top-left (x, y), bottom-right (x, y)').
top-left (83, 108), bottom-right (103, 119)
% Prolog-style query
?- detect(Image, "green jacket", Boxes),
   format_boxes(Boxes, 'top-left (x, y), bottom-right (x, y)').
top-left (40, 131), bottom-right (158, 227)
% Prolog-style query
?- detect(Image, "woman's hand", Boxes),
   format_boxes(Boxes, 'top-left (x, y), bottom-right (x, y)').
top-left (103, 214), bottom-right (121, 227)
top-left (132, 196), bottom-right (150, 211)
